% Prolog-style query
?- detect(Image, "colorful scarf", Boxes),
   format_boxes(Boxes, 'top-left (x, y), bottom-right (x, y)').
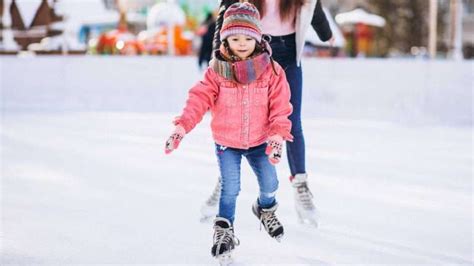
top-left (210, 42), bottom-right (273, 84)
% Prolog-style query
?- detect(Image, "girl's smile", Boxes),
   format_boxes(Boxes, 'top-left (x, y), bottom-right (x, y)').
top-left (227, 34), bottom-right (257, 60)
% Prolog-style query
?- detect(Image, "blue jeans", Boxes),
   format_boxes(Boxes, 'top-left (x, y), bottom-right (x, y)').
top-left (269, 33), bottom-right (305, 176)
top-left (216, 143), bottom-right (279, 224)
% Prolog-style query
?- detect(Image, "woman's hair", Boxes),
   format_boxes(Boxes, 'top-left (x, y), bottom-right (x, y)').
top-left (249, 0), bottom-right (306, 22)
top-left (212, 0), bottom-right (240, 55)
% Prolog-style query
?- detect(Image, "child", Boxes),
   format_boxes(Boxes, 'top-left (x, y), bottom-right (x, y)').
top-left (164, 2), bottom-right (293, 259)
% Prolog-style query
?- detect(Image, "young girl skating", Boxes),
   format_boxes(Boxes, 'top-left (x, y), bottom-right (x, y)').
top-left (165, 2), bottom-right (293, 261)
top-left (203, 0), bottom-right (335, 227)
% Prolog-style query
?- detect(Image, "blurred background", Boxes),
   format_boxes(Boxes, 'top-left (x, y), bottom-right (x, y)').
top-left (0, 0), bottom-right (473, 58)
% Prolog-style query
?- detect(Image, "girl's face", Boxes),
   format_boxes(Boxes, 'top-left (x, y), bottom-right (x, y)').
top-left (227, 34), bottom-right (257, 60)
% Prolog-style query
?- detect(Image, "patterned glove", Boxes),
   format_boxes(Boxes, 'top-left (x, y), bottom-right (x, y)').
top-left (165, 125), bottom-right (186, 154)
top-left (265, 135), bottom-right (284, 165)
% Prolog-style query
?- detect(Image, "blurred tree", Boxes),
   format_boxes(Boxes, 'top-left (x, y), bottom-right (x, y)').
top-left (367, 0), bottom-right (449, 57)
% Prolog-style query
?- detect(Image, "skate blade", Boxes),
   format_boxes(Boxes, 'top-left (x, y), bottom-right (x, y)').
top-left (216, 252), bottom-right (233, 266)
top-left (199, 205), bottom-right (217, 223)
top-left (309, 218), bottom-right (319, 228)
top-left (296, 210), bottom-right (319, 228)
top-left (298, 218), bottom-right (319, 228)
top-left (200, 205), bottom-right (218, 223)
top-left (274, 233), bottom-right (284, 242)
top-left (200, 215), bottom-right (214, 223)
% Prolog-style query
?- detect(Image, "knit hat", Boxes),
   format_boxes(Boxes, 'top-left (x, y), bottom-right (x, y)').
top-left (220, 2), bottom-right (262, 43)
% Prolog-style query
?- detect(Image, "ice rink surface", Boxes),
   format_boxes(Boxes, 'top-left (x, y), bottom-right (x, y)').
top-left (1, 112), bottom-right (471, 264)
top-left (1, 57), bottom-right (472, 264)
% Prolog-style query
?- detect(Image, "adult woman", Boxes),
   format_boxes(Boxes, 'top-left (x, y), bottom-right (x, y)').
top-left (201, 0), bottom-right (334, 227)
top-left (196, 12), bottom-right (216, 70)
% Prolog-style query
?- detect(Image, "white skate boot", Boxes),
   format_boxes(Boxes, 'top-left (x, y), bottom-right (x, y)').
top-left (200, 177), bottom-right (221, 222)
top-left (291, 174), bottom-right (319, 227)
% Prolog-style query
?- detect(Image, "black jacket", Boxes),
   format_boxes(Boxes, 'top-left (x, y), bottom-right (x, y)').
top-left (311, 0), bottom-right (333, 41)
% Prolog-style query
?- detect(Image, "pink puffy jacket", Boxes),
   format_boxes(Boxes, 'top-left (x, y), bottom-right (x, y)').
top-left (175, 62), bottom-right (293, 149)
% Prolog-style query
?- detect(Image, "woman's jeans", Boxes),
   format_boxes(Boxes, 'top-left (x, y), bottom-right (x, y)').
top-left (216, 143), bottom-right (278, 224)
top-left (269, 33), bottom-right (306, 176)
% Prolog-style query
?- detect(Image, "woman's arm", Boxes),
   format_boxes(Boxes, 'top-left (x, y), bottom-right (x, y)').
top-left (311, 0), bottom-right (333, 42)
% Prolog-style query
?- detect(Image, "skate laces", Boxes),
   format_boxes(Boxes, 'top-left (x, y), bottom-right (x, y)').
top-left (259, 210), bottom-right (282, 233)
top-left (214, 225), bottom-right (240, 247)
top-left (295, 181), bottom-right (315, 210)
top-left (206, 179), bottom-right (222, 206)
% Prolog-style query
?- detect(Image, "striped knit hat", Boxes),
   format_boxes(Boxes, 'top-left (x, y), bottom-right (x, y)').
top-left (220, 2), bottom-right (262, 43)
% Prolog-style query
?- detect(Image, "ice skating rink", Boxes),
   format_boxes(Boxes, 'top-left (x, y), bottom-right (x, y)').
top-left (1, 57), bottom-right (472, 264)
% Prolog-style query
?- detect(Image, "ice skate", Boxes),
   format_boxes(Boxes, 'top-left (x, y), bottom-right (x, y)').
top-left (211, 217), bottom-right (240, 263)
top-left (200, 178), bottom-right (221, 222)
top-left (252, 200), bottom-right (284, 241)
top-left (291, 173), bottom-right (319, 227)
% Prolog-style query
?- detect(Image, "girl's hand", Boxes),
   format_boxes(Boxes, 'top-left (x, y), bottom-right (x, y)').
top-left (265, 135), bottom-right (284, 165)
top-left (165, 125), bottom-right (186, 154)
top-left (328, 36), bottom-right (335, 47)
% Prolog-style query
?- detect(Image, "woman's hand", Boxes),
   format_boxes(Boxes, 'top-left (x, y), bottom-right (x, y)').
top-left (328, 36), bottom-right (335, 47)
top-left (165, 125), bottom-right (186, 154)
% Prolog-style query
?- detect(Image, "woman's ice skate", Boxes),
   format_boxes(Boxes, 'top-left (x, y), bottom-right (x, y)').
top-left (200, 178), bottom-right (221, 222)
top-left (291, 174), bottom-right (320, 227)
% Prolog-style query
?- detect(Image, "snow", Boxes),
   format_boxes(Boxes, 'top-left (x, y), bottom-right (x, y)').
top-left (1, 57), bottom-right (473, 264)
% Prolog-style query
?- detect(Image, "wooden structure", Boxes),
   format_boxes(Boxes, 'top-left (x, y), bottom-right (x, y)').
top-left (3, 0), bottom-right (64, 50)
